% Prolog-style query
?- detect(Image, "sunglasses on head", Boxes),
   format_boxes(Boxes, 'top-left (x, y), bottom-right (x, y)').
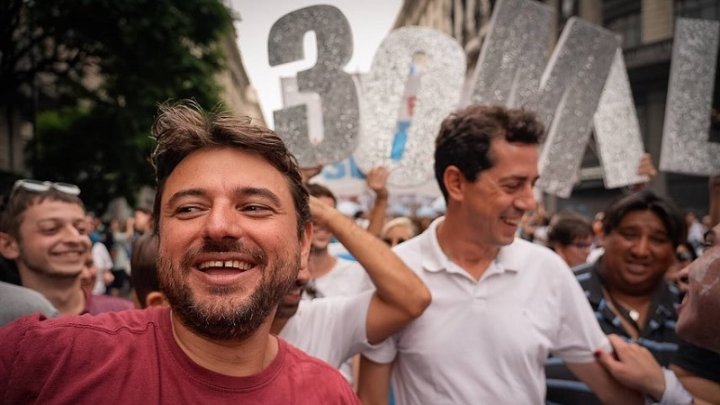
top-left (11, 179), bottom-right (81, 197)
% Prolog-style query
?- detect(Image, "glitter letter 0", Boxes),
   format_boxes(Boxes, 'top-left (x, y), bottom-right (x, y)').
top-left (593, 49), bottom-right (648, 189)
top-left (532, 18), bottom-right (619, 198)
top-left (355, 26), bottom-right (465, 187)
top-left (268, 5), bottom-right (359, 167)
top-left (464, 0), bottom-right (554, 107)
top-left (660, 18), bottom-right (720, 176)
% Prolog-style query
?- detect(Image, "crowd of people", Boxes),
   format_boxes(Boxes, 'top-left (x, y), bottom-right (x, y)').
top-left (0, 101), bottom-right (718, 404)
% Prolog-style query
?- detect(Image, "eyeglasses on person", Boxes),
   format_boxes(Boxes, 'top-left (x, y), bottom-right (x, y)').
top-left (11, 179), bottom-right (81, 197)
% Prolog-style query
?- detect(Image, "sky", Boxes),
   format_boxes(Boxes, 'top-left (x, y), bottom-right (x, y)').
top-left (230, 0), bottom-right (403, 128)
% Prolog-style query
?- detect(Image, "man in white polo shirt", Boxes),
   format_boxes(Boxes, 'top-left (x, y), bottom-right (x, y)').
top-left (358, 105), bottom-right (639, 404)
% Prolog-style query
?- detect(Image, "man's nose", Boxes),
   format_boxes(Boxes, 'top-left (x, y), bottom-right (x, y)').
top-left (630, 236), bottom-right (652, 257)
top-left (203, 204), bottom-right (243, 241)
top-left (514, 184), bottom-right (537, 212)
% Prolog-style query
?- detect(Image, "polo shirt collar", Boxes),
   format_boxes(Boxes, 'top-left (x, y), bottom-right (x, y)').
top-left (421, 216), bottom-right (523, 277)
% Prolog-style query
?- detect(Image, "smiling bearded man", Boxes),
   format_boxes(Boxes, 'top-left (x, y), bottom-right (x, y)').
top-left (0, 101), bottom-right (360, 404)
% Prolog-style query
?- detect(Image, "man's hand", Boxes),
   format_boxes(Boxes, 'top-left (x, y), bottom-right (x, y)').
top-left (366, 166), bottom-right (389, 199)
top-left (596, 334), bottom-right (666, 401)
top-left (637, 153), bottom-right (658, 180)
top-left (309, 195), bottom-right (335, 229)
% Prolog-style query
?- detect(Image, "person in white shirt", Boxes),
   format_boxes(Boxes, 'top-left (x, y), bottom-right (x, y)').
top-left (270, 194), bottom-right (431, 381)
top-left (358, 104), bottom-right (639, 404)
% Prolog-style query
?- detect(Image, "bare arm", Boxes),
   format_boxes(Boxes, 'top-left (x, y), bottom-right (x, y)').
top-left (594, 334), bottom-right (695, 404)
top-left (365, 166), bottom-right (389, 237)
top-left (357, 355), bottom-right (392, 405)
top-left (310, 196), bottom-right (431, 344)
top-left (567, 360), bottom-right (643, 405)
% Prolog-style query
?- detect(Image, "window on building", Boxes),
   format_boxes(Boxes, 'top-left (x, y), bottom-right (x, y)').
top-left (675, 0), bottom-right (720, 20)
top-left (607, 13), bottom-right (642, 48)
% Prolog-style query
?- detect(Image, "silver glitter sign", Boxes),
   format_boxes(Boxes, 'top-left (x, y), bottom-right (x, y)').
top-left (534, 18), bottom-right (620, 198)
top-left (464, 0), bottom-right (554, 107)
top-left (593, 49), bottom-right (648, 189)
top-left (355, 26), bottom-right (466, 187)
top-left (268, 5), bottom-right (359, 167)
top-left (660, 18), bottom-right (720, 176)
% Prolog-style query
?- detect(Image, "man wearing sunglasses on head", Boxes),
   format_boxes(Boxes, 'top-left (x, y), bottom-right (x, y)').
top-left (0, 180), bottom-right (132, 317)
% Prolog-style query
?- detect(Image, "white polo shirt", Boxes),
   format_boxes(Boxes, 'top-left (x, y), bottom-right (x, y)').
top-left (280, 290), bottom-right (375, 370)
top-left (365, 217), bottom-right (610, 404)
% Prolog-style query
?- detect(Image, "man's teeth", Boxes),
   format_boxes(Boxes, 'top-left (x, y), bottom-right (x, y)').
top-left (502, 218), bottom-right (519, 226)
top-left (198, 260), bottom-right (252, 270)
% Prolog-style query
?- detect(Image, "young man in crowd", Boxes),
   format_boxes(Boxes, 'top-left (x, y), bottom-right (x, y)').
top-left (0, 101), bottom-right (359, 403)
top-left (271, 193), bottom-right (430, 379)
top-left (303, 183), bottom-right (372, 299)
top-left (358, 105), bottom-right (638, 404)
top-left (0, 180), bottom-right (131, 316)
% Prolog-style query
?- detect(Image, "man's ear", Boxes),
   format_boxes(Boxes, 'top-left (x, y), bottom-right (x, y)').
top-left (0, 232), bottom-right (20, 260)
top-left (443, 165), bottom-right (466, 202)
top-left (145, 291), bottom-right (169, 308)
top-left (300, 221), bottom-right (313, 267)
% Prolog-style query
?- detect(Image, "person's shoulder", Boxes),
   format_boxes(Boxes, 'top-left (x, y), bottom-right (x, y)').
top-left (3, 307), bottom-right (165, 343)
top-left (282, 338), bottom-right (350, 378)
top-left (87, 294), bottom-right (135, 314)
top-left (506, 238), bottom-right (569, 270)
top-left (572, 261), bottom-right (595, 285)
top-left (0, 282), bottom-right (58, 325)
top-left (280, 339), bottom-right (359, 400)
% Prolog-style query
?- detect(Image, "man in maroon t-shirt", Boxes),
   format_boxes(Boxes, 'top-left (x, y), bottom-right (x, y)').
top-left (0, 101), bottom-right (359, 403)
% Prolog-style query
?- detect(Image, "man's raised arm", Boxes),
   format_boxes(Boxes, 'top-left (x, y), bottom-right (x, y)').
top-left (310, 196), bottom-right (431, 344)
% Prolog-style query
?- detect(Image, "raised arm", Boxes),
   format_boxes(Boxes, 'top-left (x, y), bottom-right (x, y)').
top-left (365, 166), bottom-right (390, 237)
top-left (310, 196), bottom-right (430, 344)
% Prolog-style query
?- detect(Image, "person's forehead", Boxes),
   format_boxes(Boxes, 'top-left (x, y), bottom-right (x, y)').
top-left (617, 209), bottom-right (666, 230)
top-left (163, 147), bottom-right (291, 200)
top-left (23, 200), bottom-right (85, 221)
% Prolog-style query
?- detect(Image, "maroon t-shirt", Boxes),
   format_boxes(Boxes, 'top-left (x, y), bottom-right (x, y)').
top-left (0, 307), bottom-right (359, 404)
top-left (83, 289), bottom-right (134, 314)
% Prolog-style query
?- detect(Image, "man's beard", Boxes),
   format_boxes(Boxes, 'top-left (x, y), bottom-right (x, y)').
top-left (159, 239), bottom-right (300, 341)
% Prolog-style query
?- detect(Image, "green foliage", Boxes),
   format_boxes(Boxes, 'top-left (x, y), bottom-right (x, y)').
top-left (2, 0), bottom-right (234, 212)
